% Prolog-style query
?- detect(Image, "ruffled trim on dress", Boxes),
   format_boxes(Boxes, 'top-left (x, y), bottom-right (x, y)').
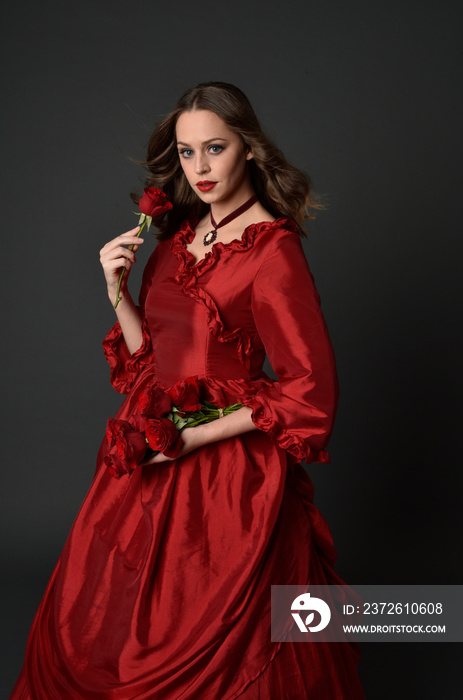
top-left (197, 376), bottom-right (330, 465)
top-left (241, 393), bottom-right (331, 465)
top-left (171, 218), bottom-right (297, 373)
top-left (102, 314), bottom-right (154, 394)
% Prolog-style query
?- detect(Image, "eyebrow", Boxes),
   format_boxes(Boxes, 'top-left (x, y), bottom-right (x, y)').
top-left (176, 137), bottom-right (229, 146)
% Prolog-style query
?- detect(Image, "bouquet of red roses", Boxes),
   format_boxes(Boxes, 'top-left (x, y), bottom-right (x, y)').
top-left (104, 376), bottom-right (242, 479)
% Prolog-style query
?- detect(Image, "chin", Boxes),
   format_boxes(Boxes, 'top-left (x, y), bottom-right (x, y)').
top-left (197, 190), bottom-right (221, 203)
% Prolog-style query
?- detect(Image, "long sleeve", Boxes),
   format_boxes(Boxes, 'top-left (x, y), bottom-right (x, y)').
top-left (102, 246), bottom-right (158, 394)
top-left (244, 232), bottom-right (338, 463)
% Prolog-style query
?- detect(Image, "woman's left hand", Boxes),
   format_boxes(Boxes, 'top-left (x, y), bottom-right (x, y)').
top-left (140, 406), bottom-right (256, 466)
top-left (140, 426), bottom-right (205, 465)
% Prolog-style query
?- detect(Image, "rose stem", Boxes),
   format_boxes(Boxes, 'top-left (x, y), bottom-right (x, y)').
top-left (113, 218), bottom-right (147, 309)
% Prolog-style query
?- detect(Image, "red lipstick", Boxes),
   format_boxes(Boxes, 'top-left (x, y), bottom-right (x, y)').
top-left (196, 181), bottom-right (217, 192)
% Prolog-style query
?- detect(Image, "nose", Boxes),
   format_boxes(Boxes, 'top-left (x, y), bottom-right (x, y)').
top-left (194, 154), bottom-right (210, 175)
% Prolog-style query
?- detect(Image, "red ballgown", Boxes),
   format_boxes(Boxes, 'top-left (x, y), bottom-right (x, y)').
top-left (11, 218), bottom-right (364, 699)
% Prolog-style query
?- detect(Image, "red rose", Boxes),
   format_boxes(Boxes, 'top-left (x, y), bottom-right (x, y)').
top-left (106, 418), bottom-right (131, 446)
top-left (134, 386), bottom-right (172, 432)
top-left (105, 418), bottom-right (147, 479)
top-left (138, 187), bottom-right (173, 218)
top-left (145, 417), bottom-right (178, 452)
top-left (167, 376), bottom-right (202, 412)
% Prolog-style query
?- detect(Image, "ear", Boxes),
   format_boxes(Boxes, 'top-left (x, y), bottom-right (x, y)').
top-left (246, 150), bottom-right (254, 161)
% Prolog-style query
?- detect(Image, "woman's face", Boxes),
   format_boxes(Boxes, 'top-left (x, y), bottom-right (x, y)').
top-left (175, 109), bottom-right (254, 209)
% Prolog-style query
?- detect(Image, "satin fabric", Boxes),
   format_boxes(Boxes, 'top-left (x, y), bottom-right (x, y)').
top-left (11, 219), bottom-right (364, 699)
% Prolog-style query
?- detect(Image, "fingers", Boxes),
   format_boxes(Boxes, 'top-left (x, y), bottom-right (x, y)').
top-left (104, 256), bottom-right (133, 273)
top-left (140, 452), bottom-right (174, 466)
top-left (104, 245), bottom-right (137, 263)
top-left (99, 227), bottom-right (144, 257)
top-left (99, 227), bottom-right (146, 286)
top-left (100, 249), bottom-right (136, 274)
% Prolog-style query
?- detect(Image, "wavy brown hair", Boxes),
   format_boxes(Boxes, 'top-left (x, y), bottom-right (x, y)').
top-left (133, 82), bottom-right (322, 239)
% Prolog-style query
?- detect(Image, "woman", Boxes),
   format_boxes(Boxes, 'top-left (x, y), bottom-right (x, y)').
top-left (11, 82), bottom-right (364, 698)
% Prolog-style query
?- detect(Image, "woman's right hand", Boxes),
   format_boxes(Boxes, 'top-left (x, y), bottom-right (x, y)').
top-left (99, 227), bottom-right (144, 306)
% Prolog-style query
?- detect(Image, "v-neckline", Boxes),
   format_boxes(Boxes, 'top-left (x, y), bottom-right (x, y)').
top-left (170, 216), bottom-right (297, 281)
top-left (183, 218), bottom-right (276, 268)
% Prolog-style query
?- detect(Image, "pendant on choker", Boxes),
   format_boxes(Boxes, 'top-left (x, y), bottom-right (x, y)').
top-left (203, 194), bottom-right (258, 247)
top-left (203, 229), bottom-right (218, 246)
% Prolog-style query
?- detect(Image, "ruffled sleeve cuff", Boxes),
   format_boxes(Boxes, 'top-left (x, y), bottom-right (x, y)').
top-left (102, 315), bottom-right (154, 394)
top-left (242, 392), bottom-right (331, 465)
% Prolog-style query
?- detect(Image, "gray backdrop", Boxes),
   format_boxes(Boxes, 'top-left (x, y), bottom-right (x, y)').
top-left (1, 0), bottom-right (462, 697)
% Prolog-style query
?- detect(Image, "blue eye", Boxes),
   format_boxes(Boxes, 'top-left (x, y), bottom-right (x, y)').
top-left (179, 148), bottom-right (194, 158)
top-left (208, 145), bottom-right (223, 154)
